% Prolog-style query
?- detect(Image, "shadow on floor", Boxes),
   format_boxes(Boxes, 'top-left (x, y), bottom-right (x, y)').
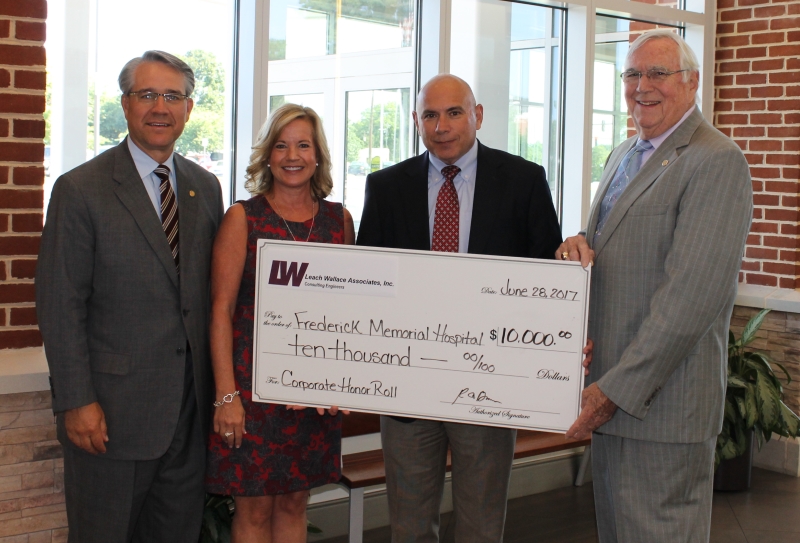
top-left (321, 467), bottom-right (799, 542)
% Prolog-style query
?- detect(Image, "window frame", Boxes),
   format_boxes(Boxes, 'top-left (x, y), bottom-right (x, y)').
top-left (46, 0), bottom-right (715, 231)
top-left (234, 0), bottom-right (715, 232)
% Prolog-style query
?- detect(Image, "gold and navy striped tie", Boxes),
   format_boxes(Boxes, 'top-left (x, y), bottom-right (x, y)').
top-left (154, 164), bottom-right (179, 272)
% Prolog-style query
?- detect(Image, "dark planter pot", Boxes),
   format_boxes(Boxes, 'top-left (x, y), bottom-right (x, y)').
top-left (714, 430), bottom-right (754, 492)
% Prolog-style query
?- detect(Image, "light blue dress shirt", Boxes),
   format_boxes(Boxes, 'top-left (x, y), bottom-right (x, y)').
top-left (427, 140), bottom-right (479, 253)
top-left (127, 137), bottom-right (178, 221)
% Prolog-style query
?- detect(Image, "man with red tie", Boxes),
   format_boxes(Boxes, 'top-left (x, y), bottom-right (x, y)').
top-left (357, 74), bottom-right (563, 543)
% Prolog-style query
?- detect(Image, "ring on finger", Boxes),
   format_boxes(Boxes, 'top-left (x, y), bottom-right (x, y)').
top-left (224, 432), bottom-right (233, 437)
top-left (561, 251), bottom-right (569, 260)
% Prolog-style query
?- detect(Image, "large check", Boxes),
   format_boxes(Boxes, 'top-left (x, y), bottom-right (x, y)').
top-left (252, 240), bottom-right (590, 432)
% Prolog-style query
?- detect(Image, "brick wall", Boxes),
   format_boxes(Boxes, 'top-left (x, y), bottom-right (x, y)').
top-left (714, 0), bottom-right (800, 288)
top-left (0, 0), bottom-right (46, 350)
top-left (0, 391), bottom-right (67, 541)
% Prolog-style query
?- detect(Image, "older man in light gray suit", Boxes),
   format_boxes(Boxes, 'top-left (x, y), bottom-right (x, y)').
top-left (36, 51), bottom-right (223, 543)
top-left (559, 30), bottom-right (752, 542)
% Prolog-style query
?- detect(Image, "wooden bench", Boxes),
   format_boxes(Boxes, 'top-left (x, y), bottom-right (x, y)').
top-left (339, 413), bottom-right (591, 543)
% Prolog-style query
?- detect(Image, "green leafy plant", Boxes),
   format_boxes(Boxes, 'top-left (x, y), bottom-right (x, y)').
top-left (717, 309), bottom-right (800, 468)
top-left (199, 494), bottom-right (323, 543)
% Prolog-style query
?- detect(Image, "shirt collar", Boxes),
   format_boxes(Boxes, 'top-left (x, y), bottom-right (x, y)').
top-left (428, 139), bottom-right (479, 181)
top-left (127, 137), bottom-right (176, 180)
top-left (646, 105), bottom-right (696, 151)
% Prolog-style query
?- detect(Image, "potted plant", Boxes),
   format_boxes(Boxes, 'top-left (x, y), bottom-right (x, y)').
top-left (715, 308), bottom-right (800, 491)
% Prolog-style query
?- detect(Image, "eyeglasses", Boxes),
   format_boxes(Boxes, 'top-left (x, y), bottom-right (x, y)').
top-left (620, 69), bottom-right (688, 83)
top-left (127, 91), bottom-right (190, 104)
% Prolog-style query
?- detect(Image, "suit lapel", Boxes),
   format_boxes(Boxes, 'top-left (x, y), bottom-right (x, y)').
top-left (403, 153), bottom-right (433, 250)
top-left (112, 141), bottom-right (180, 288)
top-left (468, 143), bottom-right (501, 254)
top-left (174, 155), bottom-right (198, 270)
top-left (591, 108), bottom-right (704, 257)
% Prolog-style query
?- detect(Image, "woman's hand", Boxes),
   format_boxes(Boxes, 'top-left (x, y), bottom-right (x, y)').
top-left (209, 205), bottom-right (249, 450)
top-left (214, 395), bottom-right (246, 448)
top-left (286, 404), bottom-right (350, 416)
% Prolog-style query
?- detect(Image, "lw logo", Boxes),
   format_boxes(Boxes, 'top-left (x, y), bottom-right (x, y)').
top-left (268, 260), bottom-right (309, 287)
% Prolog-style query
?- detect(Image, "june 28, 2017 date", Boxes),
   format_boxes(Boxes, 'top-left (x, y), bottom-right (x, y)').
top-left (480, 279), bottom-right (580, 301)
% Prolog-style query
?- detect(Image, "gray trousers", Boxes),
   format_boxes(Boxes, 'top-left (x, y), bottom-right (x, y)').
top-left (63, 355), bottom-right (205, 543)
top-left (381, 416), bottom-right (516, 543)
top-left (592, 432), bottom-right (716, 543)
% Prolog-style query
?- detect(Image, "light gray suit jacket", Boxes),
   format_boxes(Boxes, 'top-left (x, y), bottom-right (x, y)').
top-left (586, 107), bottom-right (752, 444)
top-left (36, 139), bottom-right (224, 460)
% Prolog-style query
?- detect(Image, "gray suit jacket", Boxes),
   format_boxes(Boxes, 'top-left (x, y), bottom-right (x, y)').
top-left (586, 108), bottom-right (752, 444)
top-left (36, 140), bottom-right (224, 460)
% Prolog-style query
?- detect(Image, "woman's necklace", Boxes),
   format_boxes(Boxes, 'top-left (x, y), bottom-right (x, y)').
top-left (270, 197), bottom-right (316, 242)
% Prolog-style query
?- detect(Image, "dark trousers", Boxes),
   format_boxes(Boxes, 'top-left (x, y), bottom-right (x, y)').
top-left (63, 354), bottom-right (205, 543)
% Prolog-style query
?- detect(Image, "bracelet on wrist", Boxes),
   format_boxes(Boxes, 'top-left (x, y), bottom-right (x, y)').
top-left (213, 390), bottom-right (240, 407)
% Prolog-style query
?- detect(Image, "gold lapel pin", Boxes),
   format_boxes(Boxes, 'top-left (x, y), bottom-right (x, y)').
top-left (189, 190), bottom-right (196, 197)
top-left (662, 160), bottom-right (669, 166)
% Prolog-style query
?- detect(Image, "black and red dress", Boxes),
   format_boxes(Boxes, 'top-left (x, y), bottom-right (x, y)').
top-left (205, 196), bottom-right (344, 496)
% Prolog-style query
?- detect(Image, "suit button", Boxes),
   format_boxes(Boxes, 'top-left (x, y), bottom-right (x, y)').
top-left (644, 400), bottom-right (651, 407)
top-left (177, 347), bottom-right (185, 355)
top-left (183, 309), bottom-right (190, 317)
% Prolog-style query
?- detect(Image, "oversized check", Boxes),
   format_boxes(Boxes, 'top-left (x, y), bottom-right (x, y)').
top-left (252, 240), bottom-right (590, 432)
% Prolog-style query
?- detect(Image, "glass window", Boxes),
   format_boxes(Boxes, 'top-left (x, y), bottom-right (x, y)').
top-left (269, 0), bottom-right (415, 60)
top-left (285, 7), bottom-right (329, 59)
top-left (509, 48), bottom-right (545, 164)
top-left (270, 94), bottom-right (327, 121)
top-left (344, 88), bottom-right (412, 231)
top-left (627, 0), bottom-right (705, 13)
top-left (590, 16), bottom-right (681, 201)
top-left (450, 0), bottom-right (564, 209)
top-left (267, 0), bottom-right (418, 225)
top-left (45, 0), bottom-right (237, 212)
top-left (42, 0), bottom-right (713, 244)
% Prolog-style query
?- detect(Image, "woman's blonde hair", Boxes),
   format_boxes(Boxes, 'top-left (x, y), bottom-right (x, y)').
top-left (244, 104), bottom-right (333, 199)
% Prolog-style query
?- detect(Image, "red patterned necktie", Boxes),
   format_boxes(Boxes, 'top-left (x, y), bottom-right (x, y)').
top-left (154, 164), bottom-right (179, 271)
top-left (431, 165), bottom-right (461, 253)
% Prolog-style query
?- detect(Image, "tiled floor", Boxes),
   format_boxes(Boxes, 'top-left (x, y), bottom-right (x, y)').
top-left (711, 468), bottom-right (800, 543)
top-left (322, 467), bottom-right (800, 542)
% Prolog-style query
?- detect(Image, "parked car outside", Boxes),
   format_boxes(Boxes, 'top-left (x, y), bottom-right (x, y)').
top-left (347, 161), bottom-right (368, 176)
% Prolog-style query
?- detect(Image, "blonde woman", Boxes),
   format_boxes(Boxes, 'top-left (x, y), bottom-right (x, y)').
top-left (205, 104), bottom-right (354, 542)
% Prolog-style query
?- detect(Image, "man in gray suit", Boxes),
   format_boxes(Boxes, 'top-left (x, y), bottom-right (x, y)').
top-left (559, 31), bottom-right (752, 542)
top-left (36, 51), bottom-right (223, 543)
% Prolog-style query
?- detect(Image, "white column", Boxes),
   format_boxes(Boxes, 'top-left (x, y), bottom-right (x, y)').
top-left (233, 0), bottom-right (266, 203)
top-left (449, 0), bottom-right (511, 151)
top-left (418, 0), bottom-right (449, 85)
top-left (49, 0), bottom-right (90, 182)
top-left (561, 4), bottom-right (595, 236)
top-left (684, 0), bottom-right (715, 115)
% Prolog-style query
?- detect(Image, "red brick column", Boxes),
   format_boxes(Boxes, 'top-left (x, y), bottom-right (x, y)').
top-left (714, 0), bottom-right (800, 288)
top-left (0, 0), bottom-right (46, 349)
